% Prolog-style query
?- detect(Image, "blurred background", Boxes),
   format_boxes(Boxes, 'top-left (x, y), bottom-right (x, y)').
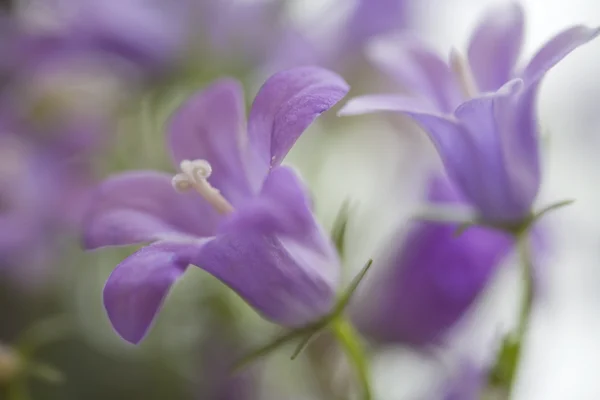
top-left (0, 0), bottom-right (599, 399)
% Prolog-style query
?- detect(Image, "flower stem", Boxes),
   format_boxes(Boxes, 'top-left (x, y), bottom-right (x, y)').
top-left (516, 233), bottom-right (534, 341)
top-left (488, 232), bottom-right (534, 398)
top-left (331, 317), bottom-right (372, 400)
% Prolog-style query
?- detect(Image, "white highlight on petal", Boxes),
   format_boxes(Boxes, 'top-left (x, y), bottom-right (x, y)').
top-left (449, 48), bottom-right (480, 99)
top-left (171, 159), bottom-right (234, 215)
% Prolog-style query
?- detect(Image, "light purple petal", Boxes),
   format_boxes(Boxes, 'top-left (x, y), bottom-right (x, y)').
top-left (467, 2), bottom-right (524, 92)
top-left (367, 36), bottom-right (462, 113)
top-left (454, 79), bottom-right (537, 221)
top-left (442, 362), bottom-right (486, 400)
top-left (521, 25), bottom-right (600, 85)
top-left (247, 66), bottom-right (349, 179)
top-left (192, 167), bottom-right (340, 326)
top-left (219, 166), bottom-right (315, 240)
top-left (104, 241), bottom-right (206, 344)
top-left (168, 79), bottom-right (255, 205)
top-left (340, 94), bottom-right (490, 216)
top-left (66, 0), bottom-right (191, 69)
top-left (83, 171), bottom-right (220, 249)
top-left (355, 178), bottom-right (513, 346)
top-left (193, 234), bottom-right (338, 327)
top-left (339, 0), bottom-right (407, 52)
top-left (338, 93), bottom-right (438, 116)
top-left (360, 222), bottom-right (512, 345)
top-left (493, 82), bottom-right (541, 218)
top-left (342, 96), bottom-right (486, 209)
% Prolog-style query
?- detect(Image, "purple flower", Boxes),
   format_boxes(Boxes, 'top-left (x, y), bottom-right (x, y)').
top-left (0, 125), bottom-right (88, 288)
top-left (267, 0), bottom-right (407, 73)
top-left (340, 2), bottom-right (600, 222)
top-left (15, 0), bottom-right (191, 73)
top-left (355, 177), bottom-right (513, 346)
top-left (196, 0), bottom-right (285, 65)
top-left (62, 0), bottom-right (191, 71)
top-left (83, 67), bottom-right (349, 344)
top-left (440, 361), bottom-right (486, 400)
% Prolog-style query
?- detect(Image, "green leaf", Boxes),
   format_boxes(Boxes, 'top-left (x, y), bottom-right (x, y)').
top-left (331, 200), bottom-right (352, 257)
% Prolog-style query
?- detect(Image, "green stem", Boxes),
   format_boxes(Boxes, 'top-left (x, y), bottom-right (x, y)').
top-left (487, 232), bottom-right (534, 398)
top-left (516, 233), bottom-right (534, 341)
top-left (331, 317), bottom-right (372, 400)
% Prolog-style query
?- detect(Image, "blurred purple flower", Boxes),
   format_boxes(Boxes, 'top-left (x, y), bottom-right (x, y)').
top-left (83, 67), bottom-right (349, 344)
top-left (64, 0), bottom-right (190, 71)
top-left (196, 0), bottom-right (285, 65)
top-left (0, 124), bottom-right (91, 287)
top-left (355, 177), bottom-right (513, 346)
top-left (340, 2), bottom-right (600, 222)
top-left (0, 0), bottom-right (192, 145)
top-left (440, 361), bottom-right (486, 400)
top-left (267, 0), bottom-right (407, 73)
top-left (15, 0), bottom-right (191, 74)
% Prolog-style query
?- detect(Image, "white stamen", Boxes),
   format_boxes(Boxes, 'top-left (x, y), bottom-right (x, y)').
top-left (449, 48), bottom-right (479, 99)
top-left (171, 159), bottom-right (234, 215)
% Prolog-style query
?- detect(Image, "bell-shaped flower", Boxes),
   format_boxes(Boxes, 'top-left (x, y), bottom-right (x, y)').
top-left (340, 2), bottom-right (600, 223)
top-left (354, 177), bottom-right (513, 346)
top-left (83, 67), bottom-right (349, 344)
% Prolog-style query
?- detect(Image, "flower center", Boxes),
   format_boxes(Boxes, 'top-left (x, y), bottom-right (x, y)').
top-left (171, 159), bottom-right (234, 215)
top-left (449, 48), bottom-right (479, 99)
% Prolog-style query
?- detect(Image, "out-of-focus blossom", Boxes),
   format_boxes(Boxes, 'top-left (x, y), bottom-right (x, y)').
top-left (14, 0), bottom-right (191, 74)
top-left (0, 122), bottom-right (91, 287)
top-left (267, 0), bottom-right (407, 75)
top-left (440, 362), bottom-right (485, 400)
top-left (355, 177), bottom-right (513, 346)
top-left (340, 2), bottom-right (600, 223)
top-left (83, 67), bottom-right (348, 344)
top-left (0, 0), bottom-right (193, 133)
top-left (60, 0), bottom-right (191, 71)
top-left (195, 0), bottom-right (285, 66)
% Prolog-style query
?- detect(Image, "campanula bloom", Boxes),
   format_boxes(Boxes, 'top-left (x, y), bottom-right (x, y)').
top-left (340, 2), bottom-right (600, 223)
top-left (83, 67), bottom-right (349, 344)
top-left (0, 124), bottom-right (89, 287)
top-left (355, 177), bottom-right (513, 346)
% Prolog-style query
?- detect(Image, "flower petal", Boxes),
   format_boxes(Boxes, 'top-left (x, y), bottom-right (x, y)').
top-left (454, 79), bottom-right (538, 221)
top-left (103, 241), bottom-right (206, 344)
top-left (83, 171), bottom-right (219, 249)
top-left (521, 25), bottom-right (600, 85)
top-left (340, 94), bottom-right (492, 216)
top-left (219, 166), bottom-right (315, 240)
top-left (467, 2), bottom-right (524, 92)
top-left (168, 79), bottom-right (254, 205)
top-left (367, 36), bottom-right (462, 113)
top-left (247, 66), bottom-right (349, 179)
top-left (338, 93), bottom-right (438, 116)
top-left (193, 167), bottom-right (340, 326)
top-left (357, 178), bottom-right (513, 345)
top-left (362, 222), bottom-right (511, 345)
top-left (193, 233), bottom-right (338, 327)
top-left (67, 0), bottom-right (191, 70)
top-left (340, 0), bottom-right (407, 51)
top-left (492, 82), bottom-right (541, 219)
